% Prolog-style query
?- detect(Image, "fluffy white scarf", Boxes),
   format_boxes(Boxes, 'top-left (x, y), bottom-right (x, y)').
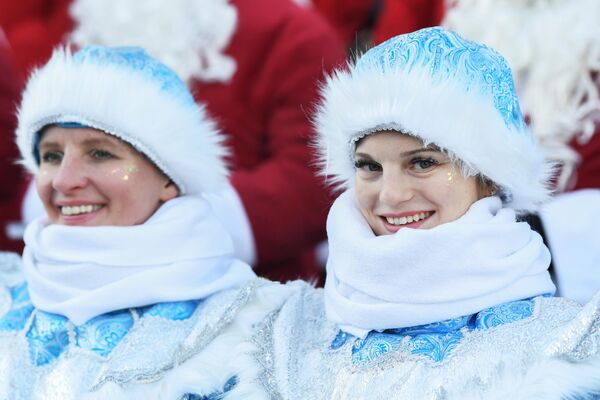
top-left (22, 196), bottom-right (256, 325)
top-left (324, 190), bottom-right (556, 338)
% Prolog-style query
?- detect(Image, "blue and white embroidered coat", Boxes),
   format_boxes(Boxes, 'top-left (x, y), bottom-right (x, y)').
top-left (0, 253), bottom-right (292, 400)
top-left (243, 281), bottom-right (600, 400)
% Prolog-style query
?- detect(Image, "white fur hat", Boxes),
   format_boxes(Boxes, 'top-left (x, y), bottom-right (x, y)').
top-left (315, 27), bottom-right (553, 212)
top-left (16, 45), bottom-right (228, 195)
top-left (443, 0), bottom-right (600, 190)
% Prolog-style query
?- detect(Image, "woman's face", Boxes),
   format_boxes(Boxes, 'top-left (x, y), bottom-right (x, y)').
top-left (354, 131), bottom-right (486, 236)
top-left (36, 126), bottom-right (178, 226)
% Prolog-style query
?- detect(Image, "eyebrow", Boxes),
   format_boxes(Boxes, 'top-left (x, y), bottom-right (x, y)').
top-left (38, 141), bottom-right (60, 151)
top-left (80, 138), bottom-right (120, 148)
top-left (355, 147), bottom-right (440, 160)
top-left (39, 137), bottom-right (121, 150)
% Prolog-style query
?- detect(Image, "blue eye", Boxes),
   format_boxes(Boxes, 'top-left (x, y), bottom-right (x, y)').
top-left (90, 149), bottom-right (115, 160)
top-left (354, 159), bottom-right (382, 172)
top-left (41, 151), bottom-right (63, 164)
top-left (411, 158), bottom-right (438, 171)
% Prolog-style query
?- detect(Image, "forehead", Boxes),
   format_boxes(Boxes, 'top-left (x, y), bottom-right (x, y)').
top-left (355, 131), bottom-right (430, 153)
top-left (38, 125), bottom-right (168, 176)
top-left (41, 126), bottom-right (120, 143)
top-left (39, 126), bottom-right (131, 149)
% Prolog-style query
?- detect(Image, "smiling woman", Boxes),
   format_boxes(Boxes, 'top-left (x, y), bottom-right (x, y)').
top-left (354, 132), bottom-right (484, 235)
top-left (36, 126), bottom-right (177, 226)
top-left (235, 27), bottom-right (600, 399)
top-left (0, 46), bottom-right (293, 399)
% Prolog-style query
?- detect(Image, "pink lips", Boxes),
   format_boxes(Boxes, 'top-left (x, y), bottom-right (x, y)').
top-left (60, 212), bottom-right (100, 226)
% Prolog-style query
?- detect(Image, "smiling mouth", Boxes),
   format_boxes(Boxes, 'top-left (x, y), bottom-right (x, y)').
top-left (60, 204), bottom-right (103, 216)
top-left (383, 211), bottom-right (433, 226)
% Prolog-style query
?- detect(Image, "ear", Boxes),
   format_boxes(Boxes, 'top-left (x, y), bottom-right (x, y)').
top-left (159, 180), bottom-right (179, 202)
top-left (477, 178), bottom-right (498, 199)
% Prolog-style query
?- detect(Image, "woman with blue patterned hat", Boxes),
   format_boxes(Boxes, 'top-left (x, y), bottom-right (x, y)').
top-left (238, 27), bottom-right (600, 399)
top-left (0, 45), bottom-right (294, 399)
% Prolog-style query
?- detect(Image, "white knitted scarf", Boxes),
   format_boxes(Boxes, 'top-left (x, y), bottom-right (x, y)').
top-left (22, 196), bottom-right (256, 325)
top-left (324, 190), bottom-right (556, 338)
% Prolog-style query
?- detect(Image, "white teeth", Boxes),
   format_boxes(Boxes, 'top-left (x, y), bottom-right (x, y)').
top-left (61, 204), bottom-right (102, 216)
top-left (385, 212), bottom-right (432, 226)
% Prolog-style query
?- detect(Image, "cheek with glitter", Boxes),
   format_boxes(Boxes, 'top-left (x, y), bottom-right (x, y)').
top-left (447, 170), bottom-right (455, 186)
top-left (122, 165), bottom-right (139, 182)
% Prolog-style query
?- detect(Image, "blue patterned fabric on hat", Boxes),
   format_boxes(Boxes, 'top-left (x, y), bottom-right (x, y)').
top-left (356, 27), bottom-right (526, 133)
top-left (73, 46), bottom-right (196, 106)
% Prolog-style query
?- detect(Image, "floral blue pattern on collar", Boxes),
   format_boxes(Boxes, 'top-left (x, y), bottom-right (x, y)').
top-left (0, 282), bottom-right (201, 366)
top-left (331, 297), bottom-right (541, 364)
top-left (0, 282), bottom-right (34, 331)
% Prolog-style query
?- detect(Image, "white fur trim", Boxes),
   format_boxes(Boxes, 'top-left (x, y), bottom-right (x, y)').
top-left (16, 48), bottom-right (228, 195)
top-left (444, 0), bottom-right (600, 190)
top-left (69, 0), bottom-right (237, 83)
top-left (315, 65), bottom-right (553, 212)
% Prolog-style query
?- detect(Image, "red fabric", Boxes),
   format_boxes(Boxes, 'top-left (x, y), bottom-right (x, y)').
top-left (372, 0), bottom-right (445, 45)
top-left (0, 44), bottom-right (26, 252)
top-left (0, 0), bottom-right (74, 78)
top-left (571, 126), bottom-right (600, 190)
top-left (195, 0), bottom-right (345, 281)
top-left (1, 0), bottom-right (345, 282)
top-left (311, 0), bottom-right (374, 45)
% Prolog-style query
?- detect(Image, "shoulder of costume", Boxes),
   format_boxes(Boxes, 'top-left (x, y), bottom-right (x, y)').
top-left (82, 278), bottom-right (297, 399)
top-left (543, 290), bottom-right (600, 362)
top-left (270, 279), bottom-right (325, 319)
top-left (151, 279), bottom-right (300, 400)
top-left (229, 279), bottom-right (326, 400)
top-left (471, 293), bottom-right (600, 400)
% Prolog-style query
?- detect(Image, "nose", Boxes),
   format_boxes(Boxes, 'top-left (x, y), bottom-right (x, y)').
top-left (52, 154), bottom-right (88, 193)
top-left (379, 170), bottom-right (413, 206)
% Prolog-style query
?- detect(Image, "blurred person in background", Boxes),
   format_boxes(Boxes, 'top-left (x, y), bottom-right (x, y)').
top-left (308, 0), bottom-right (444, 52)
top-left (0, 0), bottom-right (346, 283)
top-left (444, 0), bottom-right (600, 304)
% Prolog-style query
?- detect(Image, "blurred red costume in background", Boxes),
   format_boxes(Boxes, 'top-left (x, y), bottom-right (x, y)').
top-left (0, 35), bottom-right (25, 253)
top-left (0, 0), bottom-right (346, 282)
